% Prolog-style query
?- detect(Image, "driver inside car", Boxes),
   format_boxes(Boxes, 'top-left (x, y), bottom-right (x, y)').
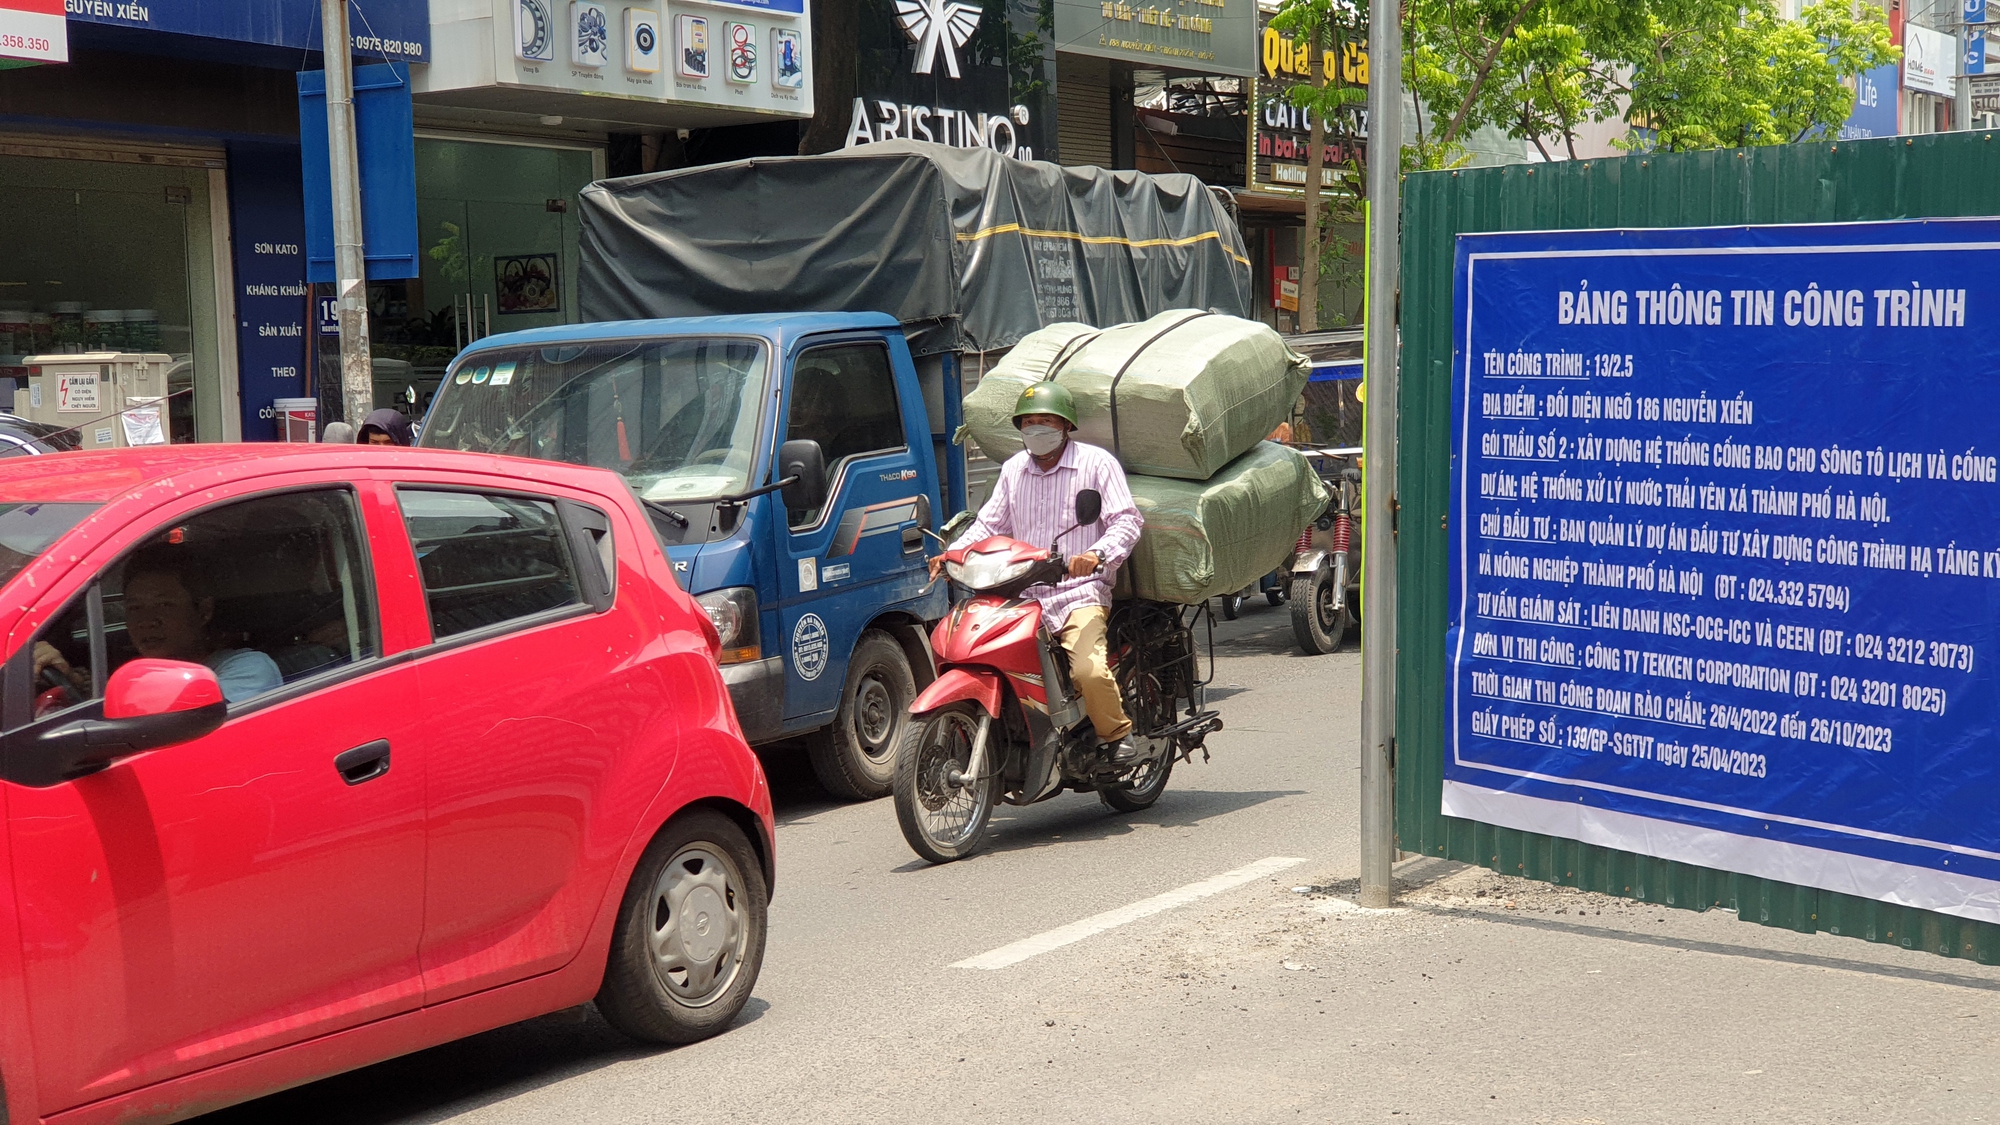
top-left (34, 545), bottom-right (285, 708)
top-left (931, 381), bottom-right (1146, 763)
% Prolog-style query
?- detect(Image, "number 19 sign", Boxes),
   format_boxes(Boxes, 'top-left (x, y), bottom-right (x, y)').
top-left (0, 0), bottom-right (65, 63)
top-left (1447, 219), bottom-right (2000, 925)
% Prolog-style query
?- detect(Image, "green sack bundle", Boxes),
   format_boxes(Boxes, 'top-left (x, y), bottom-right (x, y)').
top-left (963, 312), bottom-right (1309, 480)
top-left (1116, 441), bottom-right (1330, 605)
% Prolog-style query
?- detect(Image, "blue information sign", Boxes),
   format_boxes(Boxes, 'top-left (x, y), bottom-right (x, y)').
top-left (1838, 61), bottom-right (1898, 139)
top-left (1448, 220), bottom-right (2000, 924)
top-left (64, 0), bottom-right (430, 60)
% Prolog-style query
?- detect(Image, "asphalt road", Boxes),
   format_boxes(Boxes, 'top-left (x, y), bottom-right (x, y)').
top-left (198, 599), bottom-right (1357, 1125)
top-left (196, 599), bottom-right (2000, 1124)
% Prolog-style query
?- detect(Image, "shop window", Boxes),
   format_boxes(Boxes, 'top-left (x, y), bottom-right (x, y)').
top-left (343, 138), bottom-right (598, 421)
top-left (0, 154), bottom-right (222, 442)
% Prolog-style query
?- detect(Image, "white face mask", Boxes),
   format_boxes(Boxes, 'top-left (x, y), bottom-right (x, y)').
top-left (1021, 423), bottom-right (1065, 458)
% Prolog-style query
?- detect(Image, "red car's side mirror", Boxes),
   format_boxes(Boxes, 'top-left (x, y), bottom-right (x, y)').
top-left (105, 659), bottom-right (225, 719)
top-left (8, 659), bottom-right (231, 786)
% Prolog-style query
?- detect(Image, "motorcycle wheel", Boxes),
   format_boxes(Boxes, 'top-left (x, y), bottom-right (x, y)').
top-left (1265, 586), bottom-right (1288, 607)
top-left (1100, 748), bottom-right (1175, 813)
top-left (1291, 564), bottom-right (1352, 655)
top-left (893, 701), bottom-right (1001, 864)
top-left (1219, 593), bottom-right (1244, 620)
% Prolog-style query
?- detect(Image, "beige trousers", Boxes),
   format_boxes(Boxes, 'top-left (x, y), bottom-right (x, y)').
top-left (1058, 604), bottom-right (1133, 741)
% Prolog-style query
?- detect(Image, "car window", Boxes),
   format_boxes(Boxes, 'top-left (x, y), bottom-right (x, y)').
top-left (398, 489), bottom-right (583, 640)
top-left (0, 502), bottom-right (98, 589)
top-left (14, 488), bottom-right (379, 727)
top-left (785, 342), bottom-right (905, 528)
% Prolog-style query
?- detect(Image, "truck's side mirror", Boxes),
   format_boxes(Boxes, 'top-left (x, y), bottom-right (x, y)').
top-left (1075, 488), bottom-right (1102, 526)
top-left (778, 438), bottom-right (828, 513)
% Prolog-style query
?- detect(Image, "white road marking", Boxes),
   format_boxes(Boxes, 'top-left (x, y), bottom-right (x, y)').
top-left (950, 856), bottom-right (1308, 970)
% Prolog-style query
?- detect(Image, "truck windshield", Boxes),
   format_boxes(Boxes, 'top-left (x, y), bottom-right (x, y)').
top-left (419, 337), bottom-right (770, 502)
top-left (0, 502), bottom-right (98, 589)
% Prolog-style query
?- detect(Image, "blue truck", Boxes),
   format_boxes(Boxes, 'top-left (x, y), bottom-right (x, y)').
top-left (419, 312), bottom-right (969, 798)
top-left (418, 142), bottom-right (1255, 798)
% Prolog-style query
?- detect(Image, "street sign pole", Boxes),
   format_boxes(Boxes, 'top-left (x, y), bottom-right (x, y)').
top-left (319, 0), bottom-right (374, 426)
top-left (1357, 0), bottom-right (1401, 909)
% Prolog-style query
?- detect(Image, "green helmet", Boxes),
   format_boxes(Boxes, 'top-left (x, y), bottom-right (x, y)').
top-left (1012, 381), bottom-right (1078, 429)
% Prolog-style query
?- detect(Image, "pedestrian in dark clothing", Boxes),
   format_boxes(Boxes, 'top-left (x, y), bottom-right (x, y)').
top-left (357, 408), bottom-right (414, 446)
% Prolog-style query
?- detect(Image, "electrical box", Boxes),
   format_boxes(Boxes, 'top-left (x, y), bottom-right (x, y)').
top-left (18, 353), bottom-right (173, 449)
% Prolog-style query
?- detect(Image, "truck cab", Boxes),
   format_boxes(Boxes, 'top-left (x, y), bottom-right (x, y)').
top-left (419, 311), bottom-right (963, 798)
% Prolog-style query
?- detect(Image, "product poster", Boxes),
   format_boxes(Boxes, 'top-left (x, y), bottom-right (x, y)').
top-left (626, 7), bottom-right (660, 72)
top-left (516, 0), bottom-right (555, 60)
top-left (677, 13), bottom-right (709, 78)
top-left (772, 26), bottom-right (803, 88)
top-left (572, 0), bottom-right (611, 65)
top-left (726, 21), bottom-right (756, 83)
top-left (494, 254), bottom-right (560, 314)
top-left (1446, 219), bottom-right (2000, 924)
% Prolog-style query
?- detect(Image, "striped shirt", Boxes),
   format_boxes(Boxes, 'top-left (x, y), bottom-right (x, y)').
top-left (951, 438), bottom-right (1145, 629)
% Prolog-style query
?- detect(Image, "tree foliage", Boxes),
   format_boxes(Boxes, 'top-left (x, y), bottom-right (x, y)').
top-left (1402, 0), bottom-right (1897, 158)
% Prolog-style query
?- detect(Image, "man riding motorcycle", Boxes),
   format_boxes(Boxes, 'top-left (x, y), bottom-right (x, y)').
top-left (929, 381), bottom-right (1146, 762)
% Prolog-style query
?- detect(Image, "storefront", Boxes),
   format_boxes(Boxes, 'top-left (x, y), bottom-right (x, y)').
top-left (377, 0), bottom-right (813, 414)
top-left (347, 133), bottom-right (604, 417)
top-left (0, 1), bottom-right (430, 442)
top-left (0, 138), bottom-right (231, 441)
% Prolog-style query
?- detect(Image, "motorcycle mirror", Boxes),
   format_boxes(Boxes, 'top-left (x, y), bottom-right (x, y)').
top-left (1075, 489), bottom-right (1101, 527)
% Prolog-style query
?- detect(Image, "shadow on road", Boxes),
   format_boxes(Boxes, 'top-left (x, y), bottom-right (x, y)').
top-left (888, 786), bottom-right (1307, 868)
top-left (198, 1000), bottom-right (771, 1125)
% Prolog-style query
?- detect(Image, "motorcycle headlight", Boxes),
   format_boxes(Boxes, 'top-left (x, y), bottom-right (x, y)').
top-left (695, 586), bottom-right (761, 664)
top-left (947, 549), bottom-right (1035, 590)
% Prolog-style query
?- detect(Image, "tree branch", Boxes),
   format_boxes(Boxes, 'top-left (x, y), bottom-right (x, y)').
top-left (1441, 0), bottom-right (1543, 144)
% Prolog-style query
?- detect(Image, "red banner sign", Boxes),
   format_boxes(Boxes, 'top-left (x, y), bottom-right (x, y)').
top-left (0, 0), bottom-right (65, 63)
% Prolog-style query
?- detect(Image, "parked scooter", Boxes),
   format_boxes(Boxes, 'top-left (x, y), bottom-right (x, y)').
top-left (893, 490), bottom-right (1223, 863)
top-left (1291, 448), bottom-right (1363, 654)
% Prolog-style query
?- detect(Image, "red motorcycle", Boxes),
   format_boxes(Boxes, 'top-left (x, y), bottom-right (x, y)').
top-left (892, 490), bottom-right (1223, 863)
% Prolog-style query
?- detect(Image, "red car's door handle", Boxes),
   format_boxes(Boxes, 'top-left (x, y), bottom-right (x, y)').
top-left (334, 740), bottom-right (392, 786)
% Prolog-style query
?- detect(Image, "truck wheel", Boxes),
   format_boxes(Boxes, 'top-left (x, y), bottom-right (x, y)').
top-left (806, 630), bottom-right (914, 800)
top-left (596, 809), bottom-right (767, 1045)
top-left (1291, 565), bottom-right (1351, 655)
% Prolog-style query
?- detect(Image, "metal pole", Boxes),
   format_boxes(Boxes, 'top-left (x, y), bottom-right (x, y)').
top-left (320, 0), bottom-right (373, 425)
top-left (1356, 0), bottom-right (1401, 910)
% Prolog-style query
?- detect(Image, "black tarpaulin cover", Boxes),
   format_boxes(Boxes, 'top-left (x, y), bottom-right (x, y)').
top-left (576, 140), bottom-right (1254, 356)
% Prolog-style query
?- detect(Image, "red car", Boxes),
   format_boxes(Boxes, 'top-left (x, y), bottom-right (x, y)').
top-left (0, 445), bottom-right (773, 1125)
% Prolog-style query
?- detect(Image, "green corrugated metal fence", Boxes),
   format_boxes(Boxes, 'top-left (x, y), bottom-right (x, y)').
top-left (1394, 131), bottom-right (2000, 964)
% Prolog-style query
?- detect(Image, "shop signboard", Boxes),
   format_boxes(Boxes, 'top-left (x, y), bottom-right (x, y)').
top-left (1051, 0), bottom-right (1254, 76)
top-left (230, 146), bottom-right (312, 442)
top-left (841, 0), bottom-right (1053, 159)
top-left (1251, 10), bottom-right (1365, 192)
top-left (0, 0), bottom-right (66, 62)
top-left (63, 0), bottom-right (429, 61)
top-left (1903, 22), bottom-right (1957, 95)
top-left (418, 0), bottom-right (810, 122)
top-left (1446, 218), bottom-right (2000, 926)
top-left (1839, 61), bottom-right (1899, 138)
top-left (1974, 74), bottom-right (2000, 113)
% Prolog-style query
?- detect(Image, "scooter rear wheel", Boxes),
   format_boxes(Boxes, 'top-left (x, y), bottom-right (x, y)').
top-left (894, 702), bottom-right (1001, 864)
top-left (1100, 748), bottom-right (1174, 813)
